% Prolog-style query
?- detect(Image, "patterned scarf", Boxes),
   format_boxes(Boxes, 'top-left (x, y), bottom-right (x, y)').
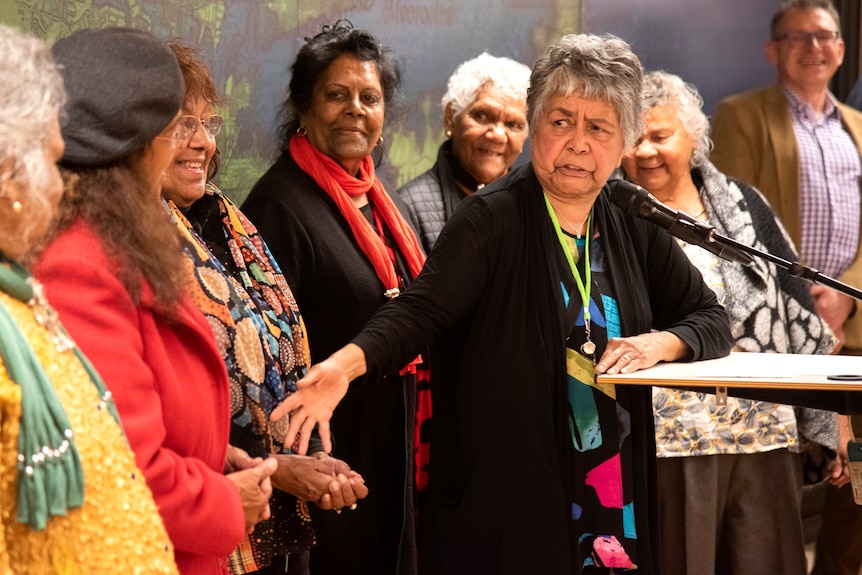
top-left (289, 134), bottom-right (425, 292)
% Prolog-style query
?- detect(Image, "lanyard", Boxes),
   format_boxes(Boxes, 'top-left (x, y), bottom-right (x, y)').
top-left (543, 194), bottom-right (596, 357)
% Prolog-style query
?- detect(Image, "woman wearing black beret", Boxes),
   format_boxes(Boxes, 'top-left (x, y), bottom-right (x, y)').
top-left (33, 27), bottom-right (277, 575)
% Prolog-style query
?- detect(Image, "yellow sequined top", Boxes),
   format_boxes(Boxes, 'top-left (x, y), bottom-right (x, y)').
top-left (0, 291), bottom-right (179, 574)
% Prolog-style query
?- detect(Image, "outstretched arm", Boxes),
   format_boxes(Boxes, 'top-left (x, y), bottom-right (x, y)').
top-left (271, 343), bottom-right (367, 453)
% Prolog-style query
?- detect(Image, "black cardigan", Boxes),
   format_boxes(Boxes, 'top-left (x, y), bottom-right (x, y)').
top-left (354, 162), bottom-right (733, 574)
top-left (242, 151), bottom-right (420, 575)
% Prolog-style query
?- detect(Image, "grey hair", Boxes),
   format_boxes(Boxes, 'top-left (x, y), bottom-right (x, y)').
top-left (0, 24), bottom-right (66, 247)
top-left (441, 52), bottom-right (531, 119)
top-left (641, 71), bottom-right (712, 168)
top-left (527, 33), bottom-right (644, 149)
top-left (771, 0), bottom-right (840, 40)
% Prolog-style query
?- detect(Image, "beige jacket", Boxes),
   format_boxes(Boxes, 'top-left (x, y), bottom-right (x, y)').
top-left (711, 83), bottom-right (862, 353)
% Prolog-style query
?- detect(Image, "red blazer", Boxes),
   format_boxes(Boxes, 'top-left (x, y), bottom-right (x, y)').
top-left (34, 220), bottom-right (245, 575)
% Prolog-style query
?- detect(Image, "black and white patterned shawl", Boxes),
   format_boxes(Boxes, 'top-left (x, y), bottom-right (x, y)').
top-left (697, 160), bottom-right (839, 450)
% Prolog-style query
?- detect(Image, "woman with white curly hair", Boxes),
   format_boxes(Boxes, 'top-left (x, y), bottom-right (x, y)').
top-left (621, 69), bottom-right (840, 575)
top-left (398, 52), bottom-right (531, 252)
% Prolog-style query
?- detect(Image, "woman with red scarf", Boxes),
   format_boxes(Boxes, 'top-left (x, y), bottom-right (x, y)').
top-left (242, 21), bottom-right (425, 575)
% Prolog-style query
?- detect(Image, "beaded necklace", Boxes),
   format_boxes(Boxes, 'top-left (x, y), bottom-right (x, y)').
top-left (0, 256), bottom-right (119, 529)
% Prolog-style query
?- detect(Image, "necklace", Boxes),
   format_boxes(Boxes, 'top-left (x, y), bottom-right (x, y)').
top-left (551, 203), bottom-right (590, 237)
top-left (0, 258), bottom-right (74, 352)
top-left (543, 194), bottom-right (596, 359)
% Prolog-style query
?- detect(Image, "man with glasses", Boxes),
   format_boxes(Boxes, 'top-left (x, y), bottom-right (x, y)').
top-left (712, 0), bottom-right (862, 356)
top-left (712, 2), bottom-right (862, 574)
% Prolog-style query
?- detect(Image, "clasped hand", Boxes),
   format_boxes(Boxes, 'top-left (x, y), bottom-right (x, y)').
top-left (225, 445), bottom-right (278, 533)
top-left (271, 452), bottom-right (369, 511)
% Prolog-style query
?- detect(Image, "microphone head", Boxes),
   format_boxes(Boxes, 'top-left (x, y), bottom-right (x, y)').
top-left (606, 178), bottom-right (652, 217)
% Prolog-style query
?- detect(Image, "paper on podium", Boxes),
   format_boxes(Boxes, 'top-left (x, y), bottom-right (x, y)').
top-left (599, 351), bottom-right (862, 390)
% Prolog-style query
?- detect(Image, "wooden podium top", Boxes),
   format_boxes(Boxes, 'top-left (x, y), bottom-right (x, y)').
top-left (598, 351), bottom-right (862, 391)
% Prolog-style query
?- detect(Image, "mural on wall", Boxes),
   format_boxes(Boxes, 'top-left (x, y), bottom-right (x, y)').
top-left (2, 0), bottom-right (580, 203)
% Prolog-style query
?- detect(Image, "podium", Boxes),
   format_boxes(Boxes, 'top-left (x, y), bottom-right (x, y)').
top-left (600, 352), bottom-right (862, 390)
top-left (598, 352), bottom-right (862, 413)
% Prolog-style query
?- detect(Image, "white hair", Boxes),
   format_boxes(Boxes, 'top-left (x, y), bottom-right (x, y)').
top-left (441, 52), bottom-right (531, 119)
top-left (0, 24), bottom-right (66, 248)
top-left (641, 70), bottom-right (712, 168)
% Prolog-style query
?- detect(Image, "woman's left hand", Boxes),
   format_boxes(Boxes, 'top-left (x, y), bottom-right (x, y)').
top-left (596, 331), bottom-right (689, 375)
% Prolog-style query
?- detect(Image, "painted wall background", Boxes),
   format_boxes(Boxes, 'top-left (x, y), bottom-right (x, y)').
top-left (1, 0), bottom-right (782, 203)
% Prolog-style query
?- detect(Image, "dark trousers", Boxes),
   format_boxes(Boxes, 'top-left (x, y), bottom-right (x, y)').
top-left (810, 482), bottom-right (862, 574)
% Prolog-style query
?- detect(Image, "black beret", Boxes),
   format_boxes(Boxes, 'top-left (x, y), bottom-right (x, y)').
top-left (52, 27), bottom-right (184, 167)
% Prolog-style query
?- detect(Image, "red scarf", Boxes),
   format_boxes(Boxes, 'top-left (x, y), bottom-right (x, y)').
top-left (289, 135), bottom-right (425, 292)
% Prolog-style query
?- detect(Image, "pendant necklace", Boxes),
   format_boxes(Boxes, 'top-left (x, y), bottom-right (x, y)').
top-left (543, 194), bottom-right (596, 359)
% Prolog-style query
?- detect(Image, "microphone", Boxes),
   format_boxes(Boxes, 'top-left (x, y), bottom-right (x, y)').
top-left (606, 178), bottom-right (754, 267)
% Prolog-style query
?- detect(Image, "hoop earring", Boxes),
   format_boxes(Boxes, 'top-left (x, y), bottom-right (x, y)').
top-left (296, 126), bottom-right (307, 136)
top-left (377, 136), bottom-right (384, 146)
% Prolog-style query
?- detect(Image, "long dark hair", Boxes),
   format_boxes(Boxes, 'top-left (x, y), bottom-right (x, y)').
top-left (277, 20), bottom-right (403, 150)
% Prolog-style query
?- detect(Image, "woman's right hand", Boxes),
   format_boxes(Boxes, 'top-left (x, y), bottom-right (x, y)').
top-left (226, 457), bottom-right (278, 533)
top-left (271, 344), bottom-right (368, 454)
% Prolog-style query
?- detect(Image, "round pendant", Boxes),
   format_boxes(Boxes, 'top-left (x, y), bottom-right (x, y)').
top-left (581, 340), bottom-right (596, 356)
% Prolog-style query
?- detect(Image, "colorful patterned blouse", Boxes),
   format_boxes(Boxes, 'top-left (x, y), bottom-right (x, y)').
top-left (562, 231), bottom-right (638, 571)
top-left (653, 241), bottom-right (797, 458)
top-left (167, 184), bottom-right (315, 573)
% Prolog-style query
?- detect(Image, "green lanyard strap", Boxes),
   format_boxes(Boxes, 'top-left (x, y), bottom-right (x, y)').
top-left (543, 194), bottom-right (592, 324)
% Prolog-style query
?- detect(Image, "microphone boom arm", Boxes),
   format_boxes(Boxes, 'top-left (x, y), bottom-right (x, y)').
top-left (692, 223), bottom-right (862, 301)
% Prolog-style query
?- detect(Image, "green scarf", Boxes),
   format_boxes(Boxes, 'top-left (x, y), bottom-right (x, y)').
top-left (0, 257), bottom-right (121, 530)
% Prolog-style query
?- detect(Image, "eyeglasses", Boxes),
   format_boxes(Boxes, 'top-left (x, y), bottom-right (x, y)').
top-left (774, 30), bottom-right (840, 49)
top-left (179, 114), bottom-right (224, 138)
top-left (154, 114), bottom-right (223, 149)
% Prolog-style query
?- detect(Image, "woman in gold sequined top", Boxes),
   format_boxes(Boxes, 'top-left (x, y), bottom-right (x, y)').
top-left (0, 24), bottom-right (177, 574)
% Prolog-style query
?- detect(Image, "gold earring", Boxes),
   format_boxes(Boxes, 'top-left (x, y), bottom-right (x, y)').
top-left (12, 200), bottom-right (22, 213)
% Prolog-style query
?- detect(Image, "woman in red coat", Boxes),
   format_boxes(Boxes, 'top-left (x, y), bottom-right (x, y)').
top-left (33, 27), bottom-right (276, 575)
